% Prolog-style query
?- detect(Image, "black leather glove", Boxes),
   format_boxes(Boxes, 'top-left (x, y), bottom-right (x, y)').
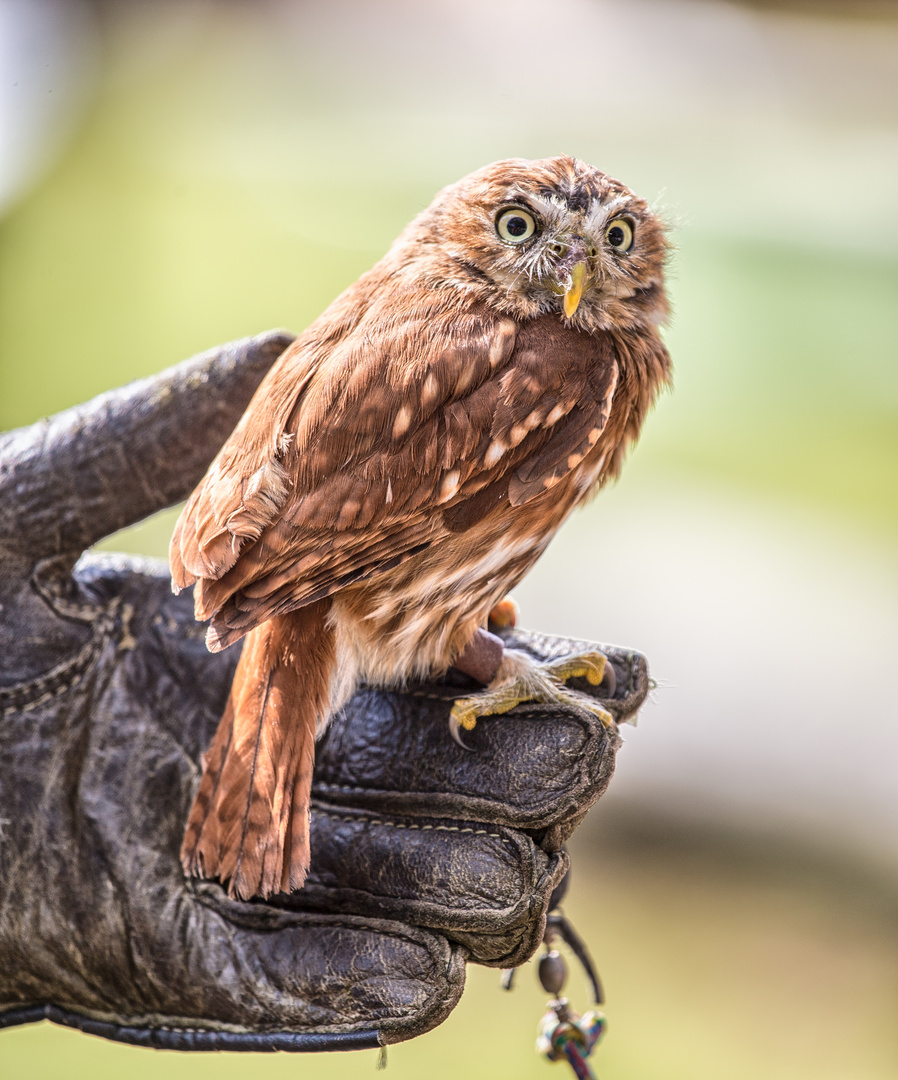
top-left (0, 333), bottom-right (649, 1052)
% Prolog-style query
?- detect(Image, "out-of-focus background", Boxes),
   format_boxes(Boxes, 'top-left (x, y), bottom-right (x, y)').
top-left (2, 0), bottom-right (897, 1076)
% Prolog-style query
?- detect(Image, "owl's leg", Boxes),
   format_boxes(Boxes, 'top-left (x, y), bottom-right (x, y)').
top-left (449, 647), bottom-right (615, 750)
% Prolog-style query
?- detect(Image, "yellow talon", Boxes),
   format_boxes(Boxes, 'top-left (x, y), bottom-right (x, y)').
top-left (448, 648), bottom-right (616, 750)
top-left (455, 708), bottom-right (478, 731)
top-left (545, 652), bottom-right (606, 687)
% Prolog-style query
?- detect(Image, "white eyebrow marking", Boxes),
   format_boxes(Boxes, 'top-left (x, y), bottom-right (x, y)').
top-left (585, 193), bottom-right (631, 233)
top-left (506, 190), bottom-right (569, 232)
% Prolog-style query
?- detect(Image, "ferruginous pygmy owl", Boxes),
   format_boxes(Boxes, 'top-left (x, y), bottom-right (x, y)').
top-left (170, 156), bottom-right (671, 901)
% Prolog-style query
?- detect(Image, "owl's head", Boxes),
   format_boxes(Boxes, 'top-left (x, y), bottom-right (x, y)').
top-left (406, 156), bottom-right (669, 334)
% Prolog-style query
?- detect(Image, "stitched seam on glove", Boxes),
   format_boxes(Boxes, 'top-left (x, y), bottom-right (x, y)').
top-left (400, 689), bottom-right (617, 715)
top-left (312, 809), bottom-right (515, 844)
top-left (0, 613), bottom-right (115, 714)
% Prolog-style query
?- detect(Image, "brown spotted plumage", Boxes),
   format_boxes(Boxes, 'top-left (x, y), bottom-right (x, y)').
top-left (171, 156), bottom-right (671, 899)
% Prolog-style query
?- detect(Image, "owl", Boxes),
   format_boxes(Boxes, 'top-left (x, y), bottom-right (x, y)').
top-left (171, 156), bottom-right (671, 900)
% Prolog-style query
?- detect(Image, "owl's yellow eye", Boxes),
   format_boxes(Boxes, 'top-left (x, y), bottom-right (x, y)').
top-left (496, 208), bottom-right (537, 244)
top-left (605, 218), bottom-right (634, 252)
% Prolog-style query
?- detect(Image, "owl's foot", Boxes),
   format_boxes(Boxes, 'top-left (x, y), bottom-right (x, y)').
top-left (449, 647), bottom-right (616, 750)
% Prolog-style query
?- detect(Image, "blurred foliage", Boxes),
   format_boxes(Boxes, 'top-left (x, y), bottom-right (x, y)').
top-left (1, 30), bottom-right (896, 547)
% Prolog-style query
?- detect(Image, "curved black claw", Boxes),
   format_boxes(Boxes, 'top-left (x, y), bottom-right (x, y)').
top-left (448, 714), bottom-right (476, 752)
top-left (599, 660), bottom-right (616, 698)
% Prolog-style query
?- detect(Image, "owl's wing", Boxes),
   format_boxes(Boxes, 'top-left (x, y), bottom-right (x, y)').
top-left (172, 296), bottom-right (618, 650)
top-left (170, 335), bottom-right (321, 589)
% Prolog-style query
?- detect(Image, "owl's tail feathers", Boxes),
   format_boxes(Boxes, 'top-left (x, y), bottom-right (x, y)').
top-left (181, 602), bottom-right (335, 900)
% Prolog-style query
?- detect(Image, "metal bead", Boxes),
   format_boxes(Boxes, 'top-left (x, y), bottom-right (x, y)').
top-left (538, 950), bottom-right (567, 995)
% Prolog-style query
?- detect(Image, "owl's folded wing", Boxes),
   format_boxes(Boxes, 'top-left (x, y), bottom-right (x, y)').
top-left (171, 290), bottom-right (619, 650)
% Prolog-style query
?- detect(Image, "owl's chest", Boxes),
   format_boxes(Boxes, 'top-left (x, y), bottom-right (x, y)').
top-left (336, 432), bottom-right (613, 682)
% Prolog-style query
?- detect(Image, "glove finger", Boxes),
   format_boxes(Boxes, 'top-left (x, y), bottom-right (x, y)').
top-left (0, 331), bottom-right (293, 563)
top-left (313, 634), bottom-right (647, 838)
top-left (276, 800), bottom-right (570, 966)
top-left (0, 900), bottom-right (465, 1050)
top-left (168, 889), bottom-right (466, 1046)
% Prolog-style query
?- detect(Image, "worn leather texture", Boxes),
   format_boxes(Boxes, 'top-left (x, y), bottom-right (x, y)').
top-left (0, 334), bottom-right (649, 1051)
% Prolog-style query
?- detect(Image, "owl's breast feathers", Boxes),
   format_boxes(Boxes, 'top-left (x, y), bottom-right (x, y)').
top-left (170, 281), bottom-right (669, 665)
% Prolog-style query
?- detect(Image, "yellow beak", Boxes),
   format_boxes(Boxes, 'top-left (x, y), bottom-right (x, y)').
top-left (562, 260), bottom-right (589, 318)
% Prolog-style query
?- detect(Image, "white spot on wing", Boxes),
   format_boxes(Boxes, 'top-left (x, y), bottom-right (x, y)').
top-left (545, 403), bottom-right (569, 426)
top-left (422, 373), bottom-right (440, 405)
top-left (439, 469), bottom-right (460, 503)
top-left (484, 440), bottom-right (507, 468)
top-left (392, 404), bottom-right (412, 439)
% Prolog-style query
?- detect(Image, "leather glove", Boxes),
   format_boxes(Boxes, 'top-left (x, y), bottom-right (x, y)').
top-left (0, 333), bottom-right (649, 1052)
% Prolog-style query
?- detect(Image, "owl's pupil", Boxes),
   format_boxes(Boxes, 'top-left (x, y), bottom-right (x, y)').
top-left (506, 217), bottom-right (528, 237)
top-left (608, 226), bottom-right (625, 247)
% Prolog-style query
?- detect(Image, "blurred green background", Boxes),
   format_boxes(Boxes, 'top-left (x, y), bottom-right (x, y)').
top-left (1, 1), bottom-right (897, 1076)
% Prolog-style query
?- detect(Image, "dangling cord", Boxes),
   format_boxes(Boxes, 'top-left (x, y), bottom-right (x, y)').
top-left (501, 904), bottom-right (607, 1077)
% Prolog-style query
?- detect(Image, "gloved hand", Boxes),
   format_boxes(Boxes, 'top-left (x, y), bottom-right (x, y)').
top-left (0, 333), bottom-right (649, 1052)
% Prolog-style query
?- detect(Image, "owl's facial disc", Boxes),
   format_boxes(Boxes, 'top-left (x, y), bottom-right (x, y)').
top-left (424, 157), bottom-right (668, 332)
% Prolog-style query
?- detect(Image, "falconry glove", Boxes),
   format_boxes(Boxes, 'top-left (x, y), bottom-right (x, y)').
top-left (0, 333), bottom-right (648, 1051)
